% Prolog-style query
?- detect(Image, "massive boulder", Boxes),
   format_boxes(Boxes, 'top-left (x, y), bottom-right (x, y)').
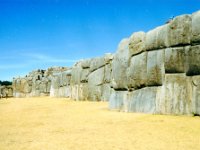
top-left (147, 49), bottom-right (165, 86)
top-left (111, 38), bottom-right (130, 90)
top-left (127, 52), bottom-right (147, 90)
top-left (191, 10), bottom-right (200, 44)
top-left (165, 47), bottom-right (186, 73)
top-left (168, 14), bottom-right (191, 47)
top-left (129, 31), bottom-right (146, 56)
top-left (185, 45), bottom-right (200, 76)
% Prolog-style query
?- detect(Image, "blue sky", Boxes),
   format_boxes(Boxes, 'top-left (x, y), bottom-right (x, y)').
top-left (0, 0), bottom-right (200, 81)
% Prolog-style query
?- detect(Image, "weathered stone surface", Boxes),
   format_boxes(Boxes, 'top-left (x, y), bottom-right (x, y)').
top-left (101, 84), bottom-right (111, 101)
top-left (127, 52), bottom-right (147, 90)
top-left (104, 53), bottom-right (113, 64)
top-left (156, 74), bottom-right (192, 115)
top-left (165, 47), bottom-right (186, 73)
top-left (191, 76), bottom-right (200, 115)
top-left (104, 64), bottom-right (112, 83)
top-left (80, 69), bottom-right (90, 83)
top-left (90, 57), bottom-right (105, 72)
top-left (168, 14), bottom-right (191, 47)
top-left (71, 62), bottom-right (82, 85)
top-left (129, 31), bottom-right (146, 56)
top-left (157, 24), bottom-right (169, 48)
top-left (109, 89), bottom-right (127, 110)
top-left (192, 10), bottom-right (200, 44)
top-left (88, 67), bottom-right (104, 86)
top-left (127, 87), bottom-right (157, 114)
top-left (145, 26), bottom-right (168, 51)
top-left (112, 38), bottom-right (130, 90)
top-left (87, 67), bottom-right (105, 101)
top-left (147, 50), bottom-right (165, 86)
top-left (186, 45), bottom-right (200, 76)
top-left (88, 85), bottom-right (102, 101)
top-left (81, 59), bottom-right (91, 69)
top-left (78, 83), bottom-right (89, 101)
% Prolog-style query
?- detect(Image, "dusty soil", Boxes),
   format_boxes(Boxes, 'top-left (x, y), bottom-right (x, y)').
top-left (0, 97), bottom-right (200, 150)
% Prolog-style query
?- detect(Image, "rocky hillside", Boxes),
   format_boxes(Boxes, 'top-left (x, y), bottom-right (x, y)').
top-left (13, 10), bottom-right (200, 115)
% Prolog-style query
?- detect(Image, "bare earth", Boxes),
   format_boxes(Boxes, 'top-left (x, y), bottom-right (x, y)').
top-left (0, 97), bottom-right (200, 150)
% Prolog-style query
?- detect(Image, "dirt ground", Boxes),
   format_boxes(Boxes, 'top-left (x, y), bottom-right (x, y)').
top-left (0, 97), bottom-right (200, 150)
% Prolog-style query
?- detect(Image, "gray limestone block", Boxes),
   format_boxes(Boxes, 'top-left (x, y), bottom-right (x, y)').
top-left (145, 25), bottom-right (168, 51)
top-left (70, 85), bottom-right (79, 100)
top-left (186, 45), bottom-right (200, 76)
top-left (104, 63), bottom-right (112, 83)
top-left (127, 52), bottom-right (147, 90)
top-left (61, 72), bottom-right (68, 86)
top-left (104, 53), bottom-right (113, 64)
top-left (157, 24), bottom-right (169, 49)
top-left (191, 76), bottom-right (200, 115)
top-left (147, 50), bottom-right (165, 86)
top-left (71, 62), bottom-right (82, 85)
top-left (129, 31), bottom-right (146, 56)
top-left (109, 89), bottom-right (127, 110)
top-left (88, 85), bottom-right (102, 101)
top-left (78, 83), bottom-right (89, 101)
top-left (101, 83), bottom-right (112, 101)
top-left (168, 14), bottom-right (191, 47)
top-left (51, 75), bottom-right (60, 89)
top-left (88, 67), bottom-right (104, 86)
top-left (80, 69), bottom-right (90, 83)
top-left (127, 87), bottom-right (157, 114)
top-left (191, 10), bottom-right (200, 44)
top-left (90, 57), bottom-right (106, 72)
top-left (81, 59), bottom-right (91, 69)
top-left (64, 69), bottom-right (72, 76)
top-left (156, 74), bottom-right (192, 115)
top-left (111, 38), bottom-right (130, 90)
top-left (165, 47), bottom-right (186, 73)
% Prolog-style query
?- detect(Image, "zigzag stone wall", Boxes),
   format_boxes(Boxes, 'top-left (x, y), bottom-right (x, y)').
top-left (13, 10), bottom-right (200, 115)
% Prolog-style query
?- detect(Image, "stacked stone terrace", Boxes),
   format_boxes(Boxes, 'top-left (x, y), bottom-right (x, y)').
top-left (13, 10), bottom-right (200, 115)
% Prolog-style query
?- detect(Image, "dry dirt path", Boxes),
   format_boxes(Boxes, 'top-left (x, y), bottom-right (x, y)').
top-left (0, 97), bottom-right (200, 150)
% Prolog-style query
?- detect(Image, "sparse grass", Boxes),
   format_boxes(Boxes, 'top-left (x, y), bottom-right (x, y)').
top-left (0, 97), bottom-right (200, 150)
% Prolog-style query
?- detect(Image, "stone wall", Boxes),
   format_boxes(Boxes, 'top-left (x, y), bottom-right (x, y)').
top-left (109, 11), bottom-right (200, 115)
top-left (12, 10), bottom-right (200, 115)
top-left (12, 67), bottom-right (67, 97)
top-left (0, 85), bottom-right (13, 98)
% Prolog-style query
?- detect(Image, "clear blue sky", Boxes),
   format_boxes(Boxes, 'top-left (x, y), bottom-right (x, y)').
top-left (0, 0), bottom-right (200, 81)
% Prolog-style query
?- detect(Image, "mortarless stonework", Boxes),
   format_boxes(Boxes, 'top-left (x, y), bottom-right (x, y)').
top-left (13, 10), bottom-right (200, 115)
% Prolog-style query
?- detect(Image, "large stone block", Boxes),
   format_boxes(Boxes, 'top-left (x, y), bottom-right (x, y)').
top-left (104, 64), bottom-right (112, 83)
top-left (80, 69), bottom-right (90, 83)
top-left (88, 67), bottom-right (104, 86)
top-left (127, 87), bottom-right (157, 114)
top-left (112, 38), bottom-right (130, 90)
top-left (81, 59), bottom-right (91, 69)
top-left (165, 47), bottom-right (186, 73)
top-left (101, 84), bottom-right (111, 101)
top-left (192, 10), bottom-right (200, 44)
top-left (88, 85), bottom-right (102, 101)
top-left (78, 83), bottom-right (89, 101)
top-left (168, 14), bottom-right (191, 47)
top-left (104, 53), bottom-right (113, 64)
top-left (127, 52), bottom-right (147, 90)
top-left (129, 31), bottom-right (146, 56)
top-left (147, 50), bottom-right (165, 86)
top-left (186, 45), bottom-right (200, 76)
top-left (156, 74), bottom-right (192, 115)
top-left (90, 57), bottom-right (105, 72)
top-left (71, 62), bottom-right (82, 85)
top-left (145, 25), bottom-right (168, 51)
top-left (109, 89), bottom-right (127, 110)
top-left (191, 76), bottom-right (200, 115)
